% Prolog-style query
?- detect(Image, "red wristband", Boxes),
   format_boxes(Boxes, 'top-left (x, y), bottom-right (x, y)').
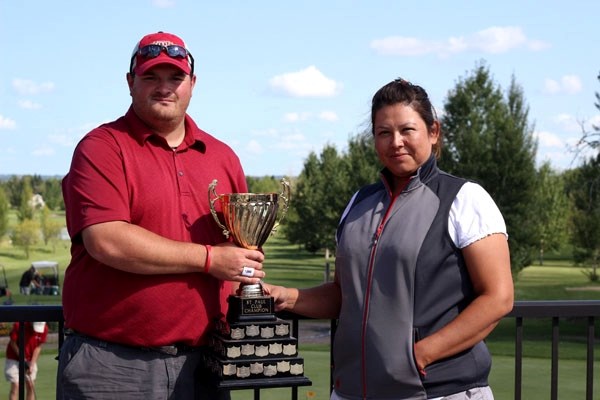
top-left (204, 245), bottom-right (212, 273)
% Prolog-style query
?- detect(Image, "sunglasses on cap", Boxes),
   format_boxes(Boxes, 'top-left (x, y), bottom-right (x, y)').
top-left (129, 44), bottom-right (195, 75)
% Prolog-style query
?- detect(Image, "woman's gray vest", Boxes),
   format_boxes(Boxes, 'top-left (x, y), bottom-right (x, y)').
top-left (334, 155), bottom-right (491, 399)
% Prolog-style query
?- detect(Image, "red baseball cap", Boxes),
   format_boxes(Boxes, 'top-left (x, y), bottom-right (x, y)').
top-left (130, 31), bottom-right (193, 75)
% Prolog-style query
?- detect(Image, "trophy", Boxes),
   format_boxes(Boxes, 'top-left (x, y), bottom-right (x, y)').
top-left (206, 179), bottom-right (311, 389)
top-left (209, 178), bottom-right (290, 322)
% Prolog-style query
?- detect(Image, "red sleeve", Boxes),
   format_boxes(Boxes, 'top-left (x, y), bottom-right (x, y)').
top-left (62, 129), bottom-right (131, 239)
top-left (9, 322), bottom-right (18, 342)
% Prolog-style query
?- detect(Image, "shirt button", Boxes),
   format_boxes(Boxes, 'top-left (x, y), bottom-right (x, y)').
top-left (178, 171), bottom-right (184, 176)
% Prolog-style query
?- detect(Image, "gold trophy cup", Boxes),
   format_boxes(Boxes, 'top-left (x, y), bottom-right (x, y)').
top-left (206, 179), bottom-right (310, 389)
top-left (209, 178), bottom-right (290, 322)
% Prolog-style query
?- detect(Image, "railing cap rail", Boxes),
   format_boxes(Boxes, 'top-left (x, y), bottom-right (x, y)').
top-left (509, 300), bottom-right (600, 318)
top-left (0, 304), bottom-right (63, 322)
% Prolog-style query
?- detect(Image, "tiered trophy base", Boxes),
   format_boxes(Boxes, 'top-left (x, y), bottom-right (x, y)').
top-left (205, 316), bottom-right (312, 389)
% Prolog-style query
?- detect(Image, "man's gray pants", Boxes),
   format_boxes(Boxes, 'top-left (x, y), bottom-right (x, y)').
top-left (56, 333), bottom-right (230, 400)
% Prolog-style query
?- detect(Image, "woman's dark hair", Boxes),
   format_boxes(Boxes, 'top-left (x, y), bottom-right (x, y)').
top-left (371, 78), bottom-right (442, 158)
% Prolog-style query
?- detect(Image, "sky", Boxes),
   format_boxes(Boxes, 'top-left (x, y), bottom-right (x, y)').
top-left (1, 0), bottom-right (599, 178)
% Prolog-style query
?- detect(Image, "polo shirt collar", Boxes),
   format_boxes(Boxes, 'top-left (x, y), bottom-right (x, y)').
top-left (124, 106), bottom-right (207, 152)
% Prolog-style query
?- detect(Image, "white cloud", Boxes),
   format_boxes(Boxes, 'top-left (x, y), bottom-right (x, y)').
top-left (0, 115), bottom-right (17, 130)
top-left (12, 79), bottom-right (55, 95)
top-left (527, 39), bottom-right (550, 51)
top-left (371, 26), bottom-right (548, 58)
top-left (246, 139), bottom-right (263, 155)
top-left (18, 100), bottom-right (42, 110)
top-left (250, 128), bottom-right (279, 138)
top-left (269, 66), bottom-right (342, 98)
top-left (31, 146), bottom-right (55, 156)
top-left (537, 150), bottom-right (572, 169)
top-left (543, 75), bottom-right (582, 95)
top-left (283, 112), bottom-right (311, 122)
top-left (535, 130), bottom-right (563, 148)
top-left (282, 110), bottom-right (339, 123)
top-left (319, 111), bottom-right (339, 122)
top-left (553, 113), bottom-right (583, 132)
top-left (152, 0), bottom-right (175, 8)
top-left (470, 26), bottom-right (527, 53)
top-left (48, 134), bottom-right (76, 147)
top-left (561, 75), bottom-right (583, 94)
top-left (273, 133), bottom-right (308, 151)
top-left (370, 37), bottom-right (436, 56)
top-left (543, 79), bottom-right (561, 94)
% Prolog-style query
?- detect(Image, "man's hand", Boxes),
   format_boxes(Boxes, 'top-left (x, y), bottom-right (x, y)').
top-left (208, 243), bottom-right (266, 285)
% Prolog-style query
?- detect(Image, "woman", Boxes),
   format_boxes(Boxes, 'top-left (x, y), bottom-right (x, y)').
top-left (267, 78), bottom-right (513, 399)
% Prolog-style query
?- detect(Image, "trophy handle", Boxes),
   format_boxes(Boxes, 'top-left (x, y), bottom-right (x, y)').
top-left (272, 178), bottom-right (291, 234)
top-left (208, 179), bottom-right (231, 239)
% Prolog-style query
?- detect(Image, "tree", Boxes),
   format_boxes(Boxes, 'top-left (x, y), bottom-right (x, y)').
top-left (39, 205), bottom-right (63, 249)
top-left (4, 175), bottom-right (24, 208)
top-left (345, 132), bottom-right (381, 192)
top-left (531, 162), bottom-right (571, 264)
top-left (42, 178), bottom-right (65, 211)
top-left (566, 154), bottom-right (600, 281)
top-left (11, 219), bottom-right (39, 258)
top-left (0, 187), bottom-right (9, 240)
top-left (246, 176), bottom-right (287, 194)
top-left (17, 177), bottom-right (34, 222)
top-left (285, 145), bottom-right (350, 253)
top-left (573, 70), bottom-right (600, 157)
top-left (285, 133), bottom-right (381, 255)
top-left (440, 62), bottom-right (538, 276)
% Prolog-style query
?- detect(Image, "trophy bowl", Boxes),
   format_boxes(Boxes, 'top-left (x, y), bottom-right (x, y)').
top-left (214, 193), bottom-right (280, 251)
top-left (209, 179), bottom-right (289, 252)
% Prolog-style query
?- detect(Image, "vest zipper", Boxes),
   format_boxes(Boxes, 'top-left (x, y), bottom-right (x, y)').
top-left (360, 194), bottom-right (397, 398)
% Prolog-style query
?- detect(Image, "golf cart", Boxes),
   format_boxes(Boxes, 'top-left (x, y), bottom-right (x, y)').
top-left (31, 260), bottom-right (60, 296)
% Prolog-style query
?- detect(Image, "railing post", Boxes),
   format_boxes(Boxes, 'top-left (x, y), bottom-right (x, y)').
top-left (514, 317), bottom-right (523, 400)
top-left (551, 317), bottom-right (559, 400)
top-left (586, 316), bottom-right (594, 400)
top-left (18, 322), bottom-right (26, 400)
top-left (330, 318), bottom-right (337, 395)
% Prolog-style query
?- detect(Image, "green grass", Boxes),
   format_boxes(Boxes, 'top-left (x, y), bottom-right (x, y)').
top-left (0, 349), bottom-right (59, 400)
top-left (489, 355), bottom-right (600, 399)
top-left (1, 229), bottom-right (600, 398)
top-left (0, 210), bottom-right (67, 307)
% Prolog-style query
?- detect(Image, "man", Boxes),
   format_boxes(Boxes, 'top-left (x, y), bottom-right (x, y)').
top-left (58, 31), bottom-right (265, 399)
top-left (19, 266), bottom-right (40, 295)
top-left (4, 321), bottom-right (48, 400)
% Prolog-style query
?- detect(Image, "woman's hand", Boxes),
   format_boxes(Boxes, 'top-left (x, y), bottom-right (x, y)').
top-left (262, 283), bottom-right (291, 312)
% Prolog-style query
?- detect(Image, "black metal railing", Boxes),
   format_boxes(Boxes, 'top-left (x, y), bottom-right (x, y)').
top-left (507, 300), bottom-right (599, 400)
top-left (0, 305), bottom-right (64, 400)
top-left (1, 301), bottom-right (599, 400)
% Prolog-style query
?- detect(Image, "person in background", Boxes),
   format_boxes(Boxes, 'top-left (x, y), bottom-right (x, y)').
top-left (0, 287), bottom-right (11, 298)
top-left (58, 31), bottom-right (265, 400)
top-left (18, 266), bottom-right (40, 295)
top-left (4, 321), bottom-right (48, 400)
top-left (267, 78), bottom-right (514, 400)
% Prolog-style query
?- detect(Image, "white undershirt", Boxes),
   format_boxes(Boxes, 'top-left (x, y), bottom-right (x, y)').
top-left (448, 181), bottom-right (507, 247)
top-left (331, 391), bottom-right (442, 400)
